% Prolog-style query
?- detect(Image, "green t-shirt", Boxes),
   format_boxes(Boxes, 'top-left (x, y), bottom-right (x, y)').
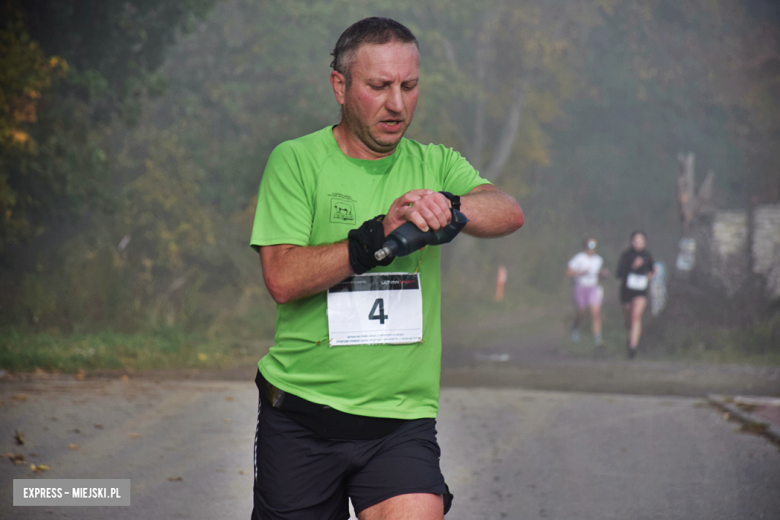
top-left (250, 126), bottom-right (489, 419)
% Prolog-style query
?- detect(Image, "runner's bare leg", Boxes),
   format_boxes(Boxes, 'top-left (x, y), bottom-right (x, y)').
top-left (629, 296), bottom-right (647, 347)
top-left (358, 493), bottom-right (444, 520)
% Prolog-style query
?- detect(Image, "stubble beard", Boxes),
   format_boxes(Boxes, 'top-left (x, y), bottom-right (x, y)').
top-left (341, 104), bottom-right (410, 156)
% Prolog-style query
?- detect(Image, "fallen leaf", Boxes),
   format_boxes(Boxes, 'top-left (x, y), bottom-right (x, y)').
top-left (225, 396), bottom-right (234, 401)
top-left (238, 470), bottom-right (247, 475)
top-left (76, 371), bottom-right (85, 381)
top-left (722, 412), bottom-right (730, 420)
top-left (11, 394), bottom-right (27, 401)
top-left (2, 453), bottom-right (25, 464)
top-left (128, 433), bottom-right (142, 439)
top-left (14, 430), bottom-right (25, 445)
top-left (34, 367), bottom-right (46, 375)
top-left (120, 375), bottom-right (129, 381)
top-left (93, 424), bottom-right (103, 430)
top-left (197, 353), bottom-right (208, 361)
top-left (223, 418), bottom-right (232, 424)
top-left (168, 476), bottom-right (184, 482)
top-left (68, 444), bottom-right (80, 450)
top-left (30, 464), bottom-right (49, 472)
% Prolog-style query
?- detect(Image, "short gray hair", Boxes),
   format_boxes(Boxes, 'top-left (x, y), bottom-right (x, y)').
top-left (330, 17), bottom-right (419, 88)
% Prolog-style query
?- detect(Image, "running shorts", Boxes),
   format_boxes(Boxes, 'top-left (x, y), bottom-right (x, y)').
top-left (251, 378), bottom-right (453, 519)
top-left (574, 284), bottom-right (603, 309)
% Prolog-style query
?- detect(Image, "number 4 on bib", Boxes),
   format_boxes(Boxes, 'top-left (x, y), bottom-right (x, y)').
top-left (369, 298), bottom-right (389, 325)
top-left (327, 273), bottom-right (422, 346)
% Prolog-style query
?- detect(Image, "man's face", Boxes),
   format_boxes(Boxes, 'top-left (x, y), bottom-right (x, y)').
top-left (332, 41), bottom-right (419, 157)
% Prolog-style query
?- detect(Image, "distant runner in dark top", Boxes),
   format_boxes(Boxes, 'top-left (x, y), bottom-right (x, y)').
top-left (616, 231), bottom-right (654, 358)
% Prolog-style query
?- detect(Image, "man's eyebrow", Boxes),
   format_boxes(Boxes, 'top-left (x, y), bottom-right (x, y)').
top-left (366, 77), bottom-right (419, 84)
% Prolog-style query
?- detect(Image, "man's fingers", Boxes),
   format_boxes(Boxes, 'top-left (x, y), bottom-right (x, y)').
top-left (405, 200), bottom-right (450, 231)
top-left (397, 190), bottom-right (431, 206)
top-left (406, 211), bottom-right (430, 232)
top-left (387, 190), bottom-right (452, 233)
top-left (410, 205), bottom-right (441, 231)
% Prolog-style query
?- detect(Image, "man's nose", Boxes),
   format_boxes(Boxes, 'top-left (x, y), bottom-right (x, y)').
top-left (385, 86), bottom-right (404, 113)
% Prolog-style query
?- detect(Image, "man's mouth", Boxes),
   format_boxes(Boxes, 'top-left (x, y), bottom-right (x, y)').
top-left (381, 120), bottom-right (403, 131)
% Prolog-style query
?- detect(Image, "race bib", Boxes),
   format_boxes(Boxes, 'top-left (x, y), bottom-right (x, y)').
top-left (626, 273), bottom-right (649, 291)
top-left (327, 273), bottom-right (423, 346)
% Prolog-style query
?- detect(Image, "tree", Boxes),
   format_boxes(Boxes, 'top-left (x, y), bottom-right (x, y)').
top-left (0, 0), bottom-right (218, 257)
top-left (0, 4), bottom-right (66, 251)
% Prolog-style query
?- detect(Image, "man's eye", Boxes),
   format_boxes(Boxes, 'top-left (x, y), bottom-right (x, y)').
top-left (371, 85), bottom-right (385, 90)
top-left (403, 84), bottom-right (417, 91)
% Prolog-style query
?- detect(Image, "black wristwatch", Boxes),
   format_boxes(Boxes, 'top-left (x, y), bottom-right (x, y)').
top-left (439, 191), bottom-right (460, 211)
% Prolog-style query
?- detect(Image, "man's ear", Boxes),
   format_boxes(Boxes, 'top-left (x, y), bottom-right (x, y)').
top-left (330, 71), bottom-right (346, 105)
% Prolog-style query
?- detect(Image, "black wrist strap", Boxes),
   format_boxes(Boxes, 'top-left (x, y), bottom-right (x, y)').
top-left (439, 191), bottom-right (461, 211)
top-left (348, 215), bottom-right (393, 274)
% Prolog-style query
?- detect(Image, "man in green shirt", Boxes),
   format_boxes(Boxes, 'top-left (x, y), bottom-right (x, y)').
top-left (250, 17), bottom-right (523, 520)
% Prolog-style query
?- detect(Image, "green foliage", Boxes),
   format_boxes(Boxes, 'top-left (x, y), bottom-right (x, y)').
top-left (0, 0), bottom-right (219, 254)
top-left (0, 326), bottom-right (270, 372)
top-left (17, 0), bottom-right (218, 124)
top-left (0, 5), bottom-right (67, 251)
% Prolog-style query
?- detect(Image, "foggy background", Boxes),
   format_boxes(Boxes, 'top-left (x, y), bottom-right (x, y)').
top-left (2, 0), bottom-right (779, 372)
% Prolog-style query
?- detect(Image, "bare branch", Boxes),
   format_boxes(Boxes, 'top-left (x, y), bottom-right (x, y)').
top-left (439, 36), bottom-right (458, 71)
top-left (695, 169), bottom-right (715, 214)
top-left (483, 81), bottom-right (528, 182)
top-left (468, 2), bottom-right (504, 169)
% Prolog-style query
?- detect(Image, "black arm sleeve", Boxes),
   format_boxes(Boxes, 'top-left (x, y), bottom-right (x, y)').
top-left (644, 252), bottom-right (655, 274)
top-left (616, 251), bottom-right (630, 280)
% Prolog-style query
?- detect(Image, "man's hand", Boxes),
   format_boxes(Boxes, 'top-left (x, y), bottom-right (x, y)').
top-left (383, 189), bottom-right (452, 236)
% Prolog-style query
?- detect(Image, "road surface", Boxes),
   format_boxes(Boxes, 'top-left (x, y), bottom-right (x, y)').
top-left (1, 373), bottom-right (778, 519)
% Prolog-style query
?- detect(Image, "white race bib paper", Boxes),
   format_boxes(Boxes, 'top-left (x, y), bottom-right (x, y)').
top-left (626, 273), bottom-right (649, 291)
top-left (327, 273), bottom-right (423, 346)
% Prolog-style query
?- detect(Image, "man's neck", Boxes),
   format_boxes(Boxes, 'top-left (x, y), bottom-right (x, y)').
top-left (332, 123), bottom-right (397, 160)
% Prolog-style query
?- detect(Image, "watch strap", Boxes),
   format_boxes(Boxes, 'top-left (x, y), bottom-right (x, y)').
top-left (439, 191), bottom-right (461, 211)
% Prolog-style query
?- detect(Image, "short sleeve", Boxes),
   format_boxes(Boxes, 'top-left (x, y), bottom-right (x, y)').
top-left (439, 146), bottom-right (491, 196)
top-left (250, 143), bottom-right (314, 251)
top-left (568, 254), bottom-right (580, 270)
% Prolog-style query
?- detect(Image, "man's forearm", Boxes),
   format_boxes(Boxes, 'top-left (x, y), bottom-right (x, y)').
top-left (460, 185), bottom-right (524, 237)
top-left (260, 242), bottom-right (352, 304)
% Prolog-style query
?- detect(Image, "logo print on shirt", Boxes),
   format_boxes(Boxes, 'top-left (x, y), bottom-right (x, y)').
top-left (330, 198), bottom-right (356, 224)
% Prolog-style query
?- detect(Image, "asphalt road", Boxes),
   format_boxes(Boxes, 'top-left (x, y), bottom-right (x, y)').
top-left (1, 375), bottom-right (778, 520)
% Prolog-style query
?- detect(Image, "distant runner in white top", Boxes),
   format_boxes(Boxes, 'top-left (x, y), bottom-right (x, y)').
top-left (567, 238), bottom-right (609, 346)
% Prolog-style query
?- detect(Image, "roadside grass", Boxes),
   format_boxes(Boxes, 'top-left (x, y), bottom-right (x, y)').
top-left (562, 303), bottom-right (780, 366)
top-left (441, 284), bottom-right (565, 349)
top-left (0, 327), bottom-right (272, 374)
top-left (3, 292), bottom-right (778, 375)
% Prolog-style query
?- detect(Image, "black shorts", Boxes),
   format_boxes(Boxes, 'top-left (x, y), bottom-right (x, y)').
top-left (251, 388), bottom-right (453, 520)
top-left (620, 286), bottom-right (648, 304)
